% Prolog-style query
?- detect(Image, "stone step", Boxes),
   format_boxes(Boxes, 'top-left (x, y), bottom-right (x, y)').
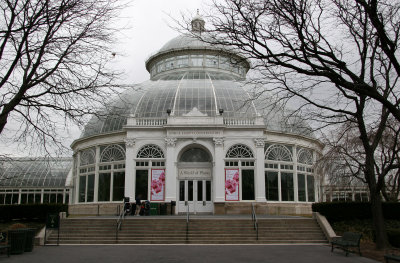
top-left (48, 217), bottom-right (328, 245)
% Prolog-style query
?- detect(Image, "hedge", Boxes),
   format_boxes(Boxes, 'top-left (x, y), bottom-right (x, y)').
top-left (312, 202), bottom-right (400, 222)
top-left (0, 204), bottom-right (68, 222)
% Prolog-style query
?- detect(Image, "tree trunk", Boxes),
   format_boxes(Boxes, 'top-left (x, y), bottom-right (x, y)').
top-left (0, 111), bottom-right (9, 134)
top-left (370, 187), bottom-right (389, 249)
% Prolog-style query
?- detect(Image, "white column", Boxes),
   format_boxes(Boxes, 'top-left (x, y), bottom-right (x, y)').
top-left (94, 146), bottom-right (100, 202)
top-left (254, 138), bottom-right (267, 202)
top-left (165, 138), bottom-right (177, 203)
top-left (124, 138), bottom-right (136, 201)
top-left (74, 151), bottom-right (81, 204)
top-left (213, 138), bottom-right (225, 202)
top-left (293, 146), bottom-right (298, 202)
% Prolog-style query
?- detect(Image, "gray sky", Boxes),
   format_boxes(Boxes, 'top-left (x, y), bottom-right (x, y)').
top-left (0, 0), bottom-right (206, 157)
top-left (113, 0), bottom-right (206, 84)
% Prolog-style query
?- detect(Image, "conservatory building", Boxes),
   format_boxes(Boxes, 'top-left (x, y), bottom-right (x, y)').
top-left (69, 16), bottom-right (324, 215)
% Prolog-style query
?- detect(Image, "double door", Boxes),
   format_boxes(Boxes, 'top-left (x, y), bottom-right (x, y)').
top-left (178, 179), bottom-right (212, 214)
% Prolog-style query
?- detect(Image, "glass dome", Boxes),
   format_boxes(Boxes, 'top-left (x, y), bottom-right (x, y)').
top-left (80, 17), bottom-right (314, 139)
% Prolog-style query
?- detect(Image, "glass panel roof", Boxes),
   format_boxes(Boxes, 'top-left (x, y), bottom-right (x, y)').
top-left (79, 32), bottom-right (314, 139)
top-left (0, 158), bottom-right (72, 188)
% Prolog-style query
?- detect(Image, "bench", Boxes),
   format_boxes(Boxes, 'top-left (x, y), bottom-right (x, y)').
top-left (0, 232), bottom-right (10, 257)
top-left (331, 232), bottom-right (362, 256)
top-left (385, 254), bottom-right (400, 263)
top-left (0, 245), bottom-right (10, 257)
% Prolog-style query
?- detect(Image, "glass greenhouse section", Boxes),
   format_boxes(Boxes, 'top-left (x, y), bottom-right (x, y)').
top-left (0, 158), bottom-right (72, 205)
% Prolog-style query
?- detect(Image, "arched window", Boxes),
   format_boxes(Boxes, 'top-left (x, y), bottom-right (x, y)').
top-left (226, 144), bottom-right (254, 158)
top-left (80, 148), bottom-right (95, 165)
top-left (100, 145), bottom-right (125, 162)
top-left (179, 148), bottom-right (211, 162)
top-left (297, 148), bottom-right (313, 165)
top-left (265, 145), bottom-right (292, 161)
top-left (137, 145), bottom-right (164, 159)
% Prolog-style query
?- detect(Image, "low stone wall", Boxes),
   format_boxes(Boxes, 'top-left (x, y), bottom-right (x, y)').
top-left (69, 202), bottom-right (312, 216)
top-left (214, 202), bottom-right (312, 215)
top-left (68, 203), bottom-right (123, 216)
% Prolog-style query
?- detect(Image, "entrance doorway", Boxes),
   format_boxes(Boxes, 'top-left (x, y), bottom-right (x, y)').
top-left (177, 146), bottom-right (213, 214)
top-left (179, 179), bottom-right (212, 213)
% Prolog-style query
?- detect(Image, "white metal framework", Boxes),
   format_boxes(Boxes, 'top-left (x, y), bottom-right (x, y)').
top-left (226, 144), bottom-right (254, 158)
top-left (265, 144), bottom-right (293, 161)
top-left (100, 145), bottom-right (125, 162)
top-left (137, 144), bottom-right (165, 159)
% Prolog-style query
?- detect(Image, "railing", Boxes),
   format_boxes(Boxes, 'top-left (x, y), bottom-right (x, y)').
top-left (251, 203), bottom-right (259, 241)
top-left (135, 118), bottom-right (167, 126)
top-left (224, 117), bottom-right (255, 126)
top-left (116, 203), bottom-right (125, 241)
top-left (186, 202), bottom-right (190, 242)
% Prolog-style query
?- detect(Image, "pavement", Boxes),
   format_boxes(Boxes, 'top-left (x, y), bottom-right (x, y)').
top-left (0, 244), bottom-right (380, 263)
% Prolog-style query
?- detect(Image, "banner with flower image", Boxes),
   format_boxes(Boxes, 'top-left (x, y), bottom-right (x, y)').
top-left (225, 169), bottom-right (239, 201)
top-left (151, 169), bottom-right (165, 201)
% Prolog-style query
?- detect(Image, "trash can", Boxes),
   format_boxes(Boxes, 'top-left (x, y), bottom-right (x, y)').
top-left (24, 229), bottom-right (35, 252)
top-left (8, 229), bottom-right (27, 254)
top-left (160, 203), bottom-right (167, 215)
top-left (150, 203), bottom-right (159, 215)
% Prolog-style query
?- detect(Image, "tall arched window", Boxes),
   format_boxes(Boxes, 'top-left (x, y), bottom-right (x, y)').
top-left (135, 144), bottom-right (165, 201)
top-left (78, 148), bottom-right (96, 203)
top-left (225, 144), bottom-right (255, 201)
top-left (264, 144), bottom-right (294, 202)
top-left (98, 144), bottom-right (125, 202)
top-left (297, 148), bottom-right (315, 202)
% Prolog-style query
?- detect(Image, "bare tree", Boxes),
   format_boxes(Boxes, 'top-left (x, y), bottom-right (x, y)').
top-left (180, 0), bottom-right (400, 249)
top-left (0, 0), bottom-right (124, 153)
top-left (320, 120), bottom-right (400, 202)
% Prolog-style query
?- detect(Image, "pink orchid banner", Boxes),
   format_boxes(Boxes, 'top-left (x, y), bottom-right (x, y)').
top-left (151, 169), bottom-right (165, 201)
top-left (225, 169), bottom-right (239, 201)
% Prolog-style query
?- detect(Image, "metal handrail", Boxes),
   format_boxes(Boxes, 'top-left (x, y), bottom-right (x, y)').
top-left (116, 203), bottom-right (125, 241)
top-left (186, 203), bottom-right (190, 242)
top-left (251, 203), bottom-right (259, 241)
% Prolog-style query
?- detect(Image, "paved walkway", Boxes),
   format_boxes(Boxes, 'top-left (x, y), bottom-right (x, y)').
top-left (0, 245), bottom-right (379, 263)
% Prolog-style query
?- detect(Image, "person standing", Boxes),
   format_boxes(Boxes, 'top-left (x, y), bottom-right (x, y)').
top-left (135, 194), bottom-right (141, 216)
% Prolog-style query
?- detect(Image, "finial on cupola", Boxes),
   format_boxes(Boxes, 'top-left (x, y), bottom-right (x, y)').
top-left (191, 9), bottom-right (205, 34)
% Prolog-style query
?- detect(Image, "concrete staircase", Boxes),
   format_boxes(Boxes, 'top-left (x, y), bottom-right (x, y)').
top-left (46, 217), bottom-right (327, 245)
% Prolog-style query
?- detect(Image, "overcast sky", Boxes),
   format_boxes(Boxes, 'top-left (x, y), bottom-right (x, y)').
top-left (113, 0), bottom-right (206, 84)
top-left (0, 0), bottom-right (207, 157)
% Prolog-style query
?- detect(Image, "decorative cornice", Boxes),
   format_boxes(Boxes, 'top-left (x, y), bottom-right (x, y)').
top-left (213, 137), bottom-right (224, 146)
top-left (254, 138), bottom-right (265, 148)
top-left (165, 137), bottom-right (177, 147)
top-left (124, 138), bottom-right (136, 147)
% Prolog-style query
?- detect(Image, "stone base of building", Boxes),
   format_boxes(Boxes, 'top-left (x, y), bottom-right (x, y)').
top-left (69, 202), bottom-right (312, 216)
top-left (214, 202), bottom-right (312, 215)
top-left (69, 203), bottom-right (123, 216)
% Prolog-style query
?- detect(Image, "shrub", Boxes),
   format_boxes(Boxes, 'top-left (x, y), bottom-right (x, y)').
top-left (0, 204), bottom-right (68, 222)
top-left (9, 223), bottom-right (27, 230)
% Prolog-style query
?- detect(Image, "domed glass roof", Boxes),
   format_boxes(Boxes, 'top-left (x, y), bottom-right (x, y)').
top-left (80, 16), bottom-right (314, 139)
top-left (158, 35), bottom-right (214, 54)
